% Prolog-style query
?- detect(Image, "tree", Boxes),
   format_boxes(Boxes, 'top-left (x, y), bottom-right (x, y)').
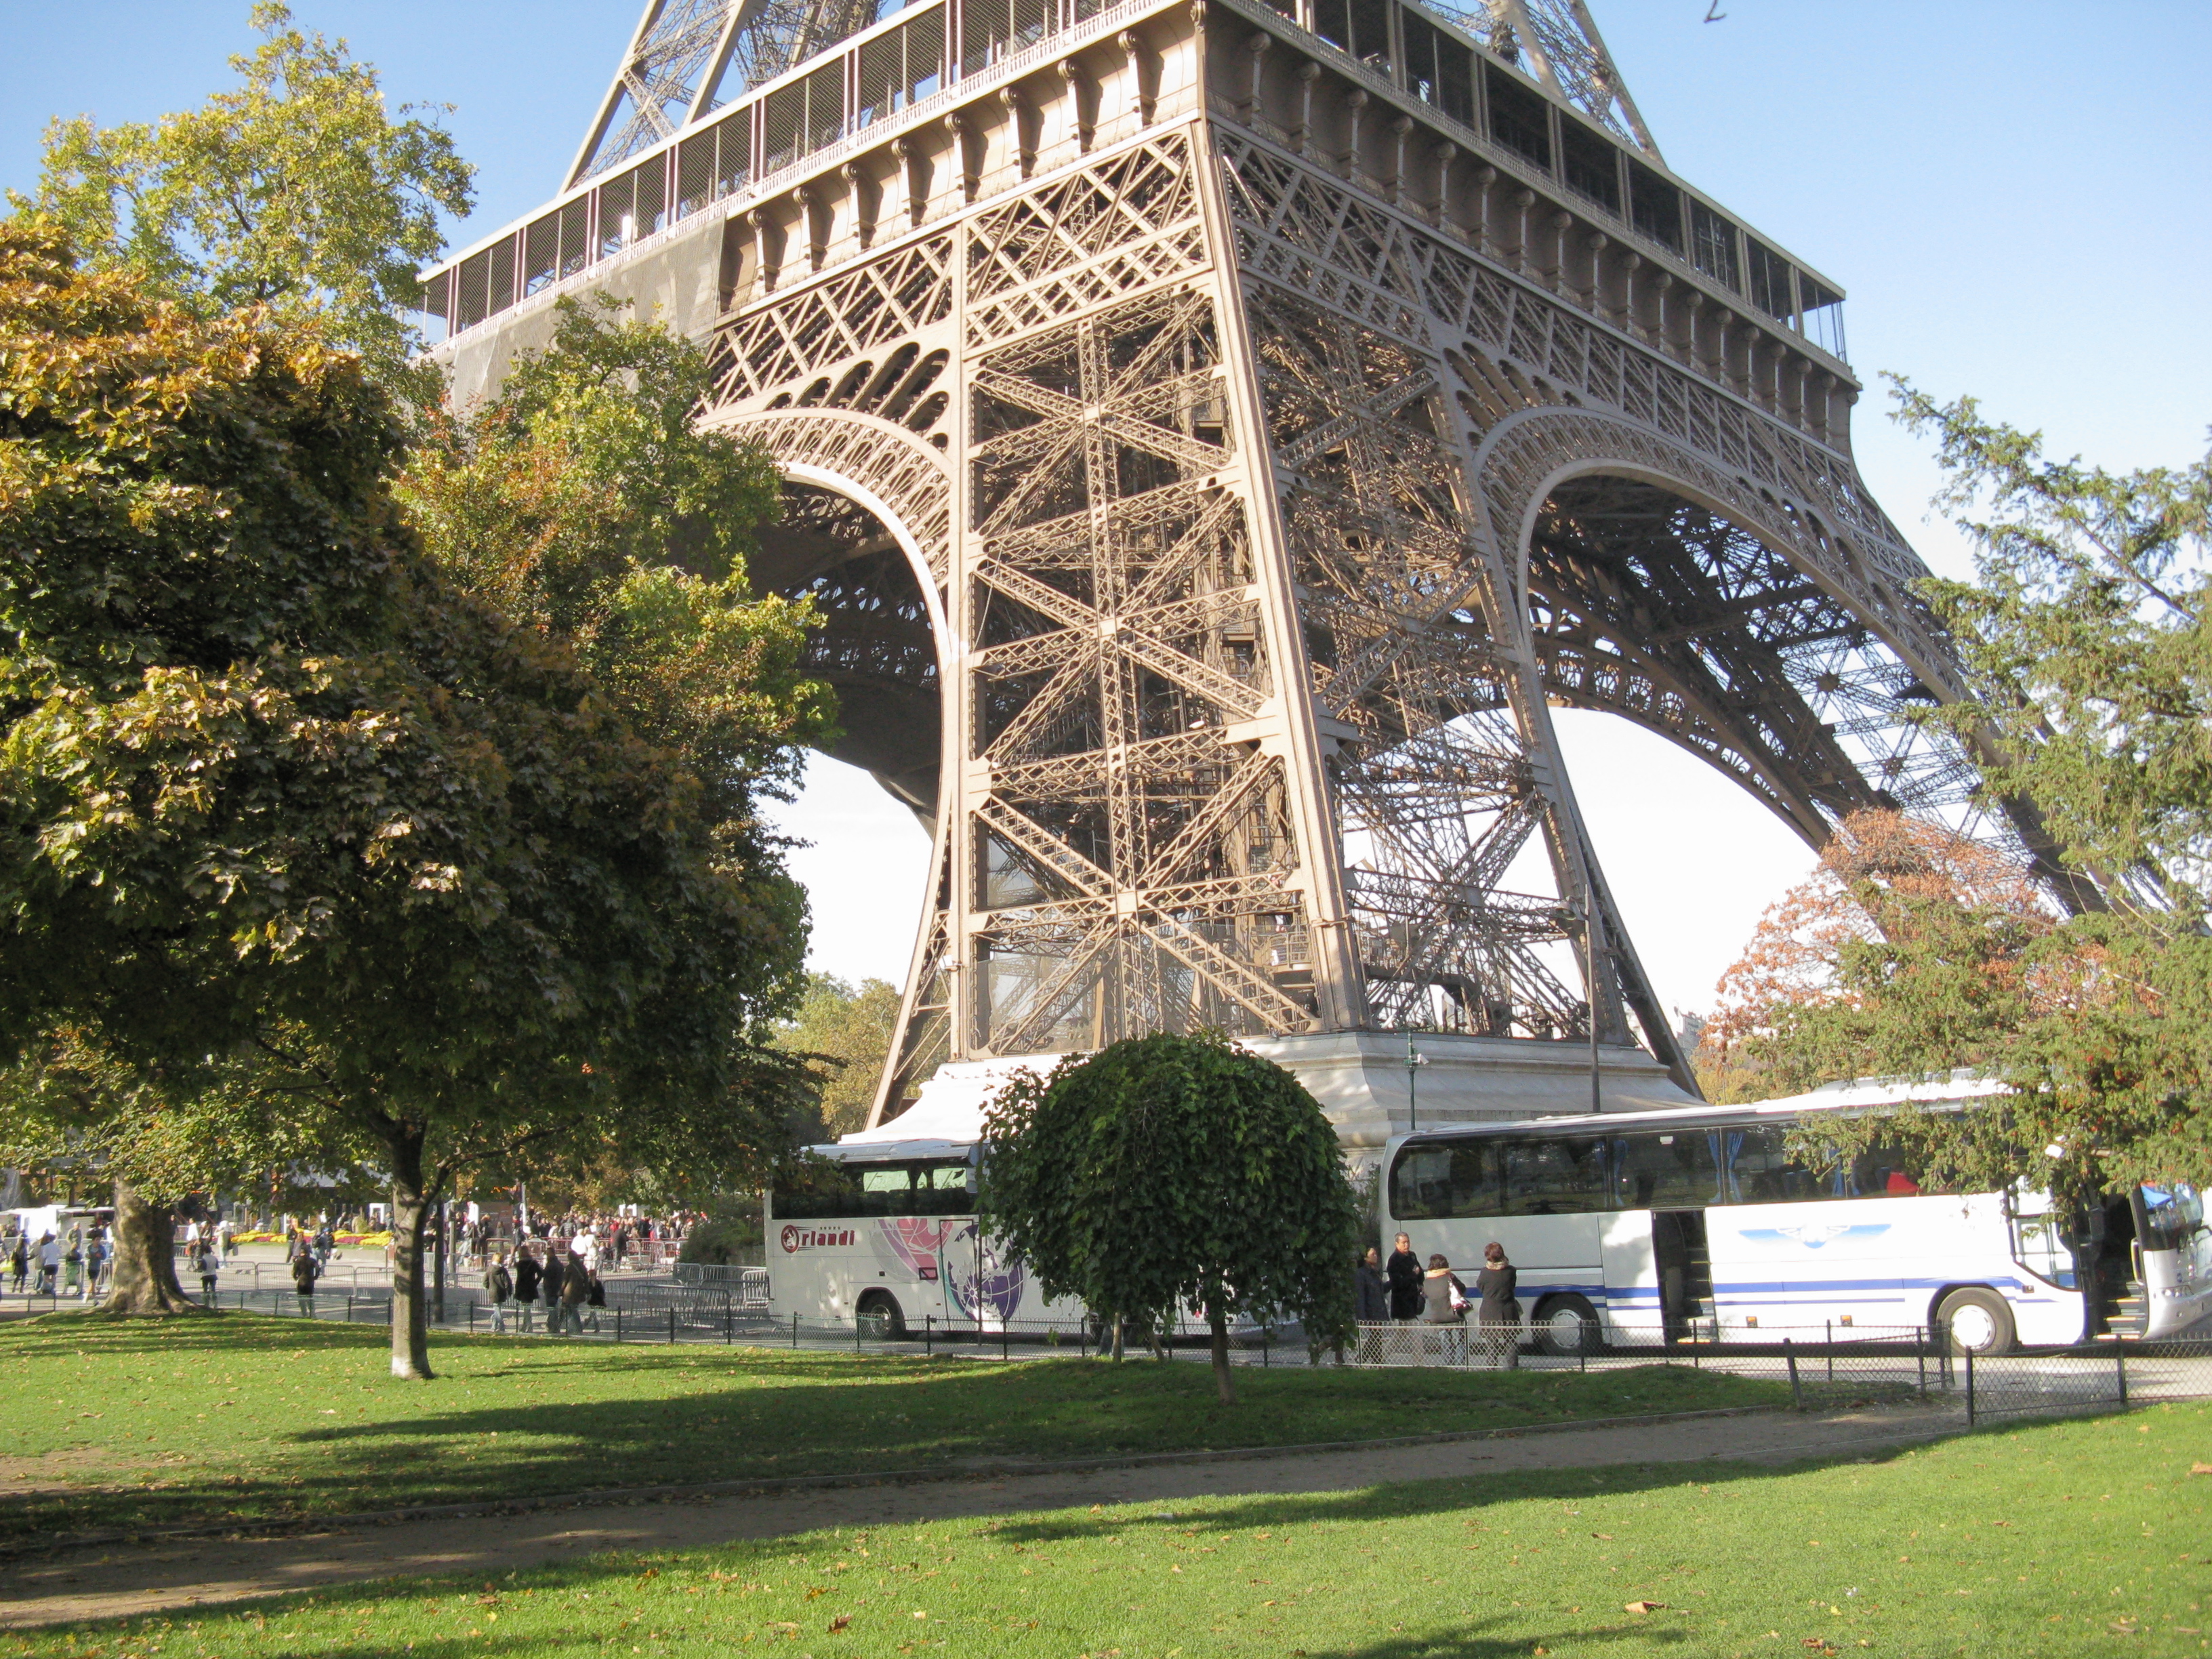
top-left (397, 295), bottom-right (832, 818)
top-left (1891, 380), bottom-right (2210, 912)
top-left (1695, 388), bottom-right (2212, 1207)
top-left (979, 1032), bottom-right (1359, 1404)
top-left (0, 1027), bottom-right (375, 1313)
top-left (0, 223), bottom-right (806, 1372)
top-left (773, 974), bottom-right (903, 1138)
top-left (18, 3), bottom-right (472, 396)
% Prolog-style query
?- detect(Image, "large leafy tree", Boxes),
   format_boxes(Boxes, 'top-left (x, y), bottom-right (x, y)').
top-left (1699, 385), bottom-right (2211, 1210)
top-left (0, 224), bottom-right (806, 1372)
top-left (18, 3), bottom-right (472, 396)
top-left (979, 1032), bottom-right (1359, 1405)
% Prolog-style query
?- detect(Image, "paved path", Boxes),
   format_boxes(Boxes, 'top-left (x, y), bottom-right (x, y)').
top-left (4, 1402), bottom-right (1971, 1629)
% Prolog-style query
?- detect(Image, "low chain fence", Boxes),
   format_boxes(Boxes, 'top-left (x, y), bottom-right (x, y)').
top-left (6, 1284), bottom-right (2207, 1425)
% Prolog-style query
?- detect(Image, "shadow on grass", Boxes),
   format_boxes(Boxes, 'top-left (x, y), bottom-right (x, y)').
top-left (0, 1312), bottom-right (1792, 1543)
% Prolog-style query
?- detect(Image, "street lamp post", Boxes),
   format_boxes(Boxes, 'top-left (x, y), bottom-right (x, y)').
top-left (1405, 1029), bottom-right (1429, 1133)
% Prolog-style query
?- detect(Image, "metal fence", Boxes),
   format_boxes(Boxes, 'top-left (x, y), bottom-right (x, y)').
top-left (6, 1285), bottom-right (2207, 1425)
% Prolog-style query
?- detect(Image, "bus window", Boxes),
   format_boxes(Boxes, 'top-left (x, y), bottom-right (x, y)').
top-left (1387, 1141), bottom-right (1507, 1220)
top-left (1849, 1143), bottom-right (1924, 1197)
top-left (773, 1158), bottom-right (977, 1218)
top-left (1500, 1136), bottom-right (1609, 1215)
top-left (1721, 1124), bottom-right (1822, 1204)
top-left (1611, 1129), bottom-right (1720, 1209)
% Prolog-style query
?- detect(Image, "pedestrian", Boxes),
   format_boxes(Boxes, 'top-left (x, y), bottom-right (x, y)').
top-left (7, 1233), bottom-right (26, 1294)
top-left (85, 1229), bottom-right (108, 1298)
top-left (38, 1232), bottom-right (60, 1295)
top-left (512, 1243), bottom-right (542, 1333)
top-left (583, 1265), bottom-right (605, 1334)
top-left (291, 1244), bottom-right (320, 1315)
top-left (314, 1224), bottom-right (334, 1272)
top-left (220, 1220), bottom-right (237, 1261)
top-left (540, 1246), bottom-right (566, 1334)
top-left (1385, 1231), bottom-right (1424, 1321)
top-left (61, 1233), bottom-right (83, 1297)
top-left (195, 1240), bottom-right (221, 1302)
top-left (1355, 1245), bottom-right (1389, 1323)
top-left (484, 1248), bottom-right (515, 1335)
top-left (1420, 1252), bottom-right (1469, 1362)
top-left (560, 1246), bottom-right (591, 1335)
top-left (1475, 1241), bottom-right (1522, 1369)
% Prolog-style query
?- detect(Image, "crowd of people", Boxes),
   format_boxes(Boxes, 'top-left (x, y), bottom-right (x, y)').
top-left (1353, 1231), bottom-right (1523, 1366)
top-left (3, 1223), bottom-right (110, 1300)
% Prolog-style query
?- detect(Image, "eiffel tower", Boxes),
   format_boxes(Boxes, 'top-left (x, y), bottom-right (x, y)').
top-left (426, 0), bottom-right (2076, 1150)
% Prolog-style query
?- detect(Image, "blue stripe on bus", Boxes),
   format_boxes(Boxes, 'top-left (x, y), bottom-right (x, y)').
top-left (1527, 1275), bottom-right (2039, 1303)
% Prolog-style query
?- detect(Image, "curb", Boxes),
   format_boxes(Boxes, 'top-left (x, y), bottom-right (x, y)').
top-left (0, 1402), bottom-right (1841, 1560)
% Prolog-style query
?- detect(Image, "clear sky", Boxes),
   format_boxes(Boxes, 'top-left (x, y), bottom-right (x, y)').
top-left (8, 2), bottom-right (2207, 1021)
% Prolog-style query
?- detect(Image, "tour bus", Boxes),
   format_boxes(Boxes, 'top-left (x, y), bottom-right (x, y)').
top-left (764, 1138), bottom-right (1088, 1338)
top-left (1383, 1082), bottom-right (2212, 1355)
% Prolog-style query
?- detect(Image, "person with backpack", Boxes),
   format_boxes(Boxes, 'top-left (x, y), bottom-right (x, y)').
top-left (484, 1247), bottom-right (515, 1334)
top-left (194, 1240), bottom-right (220, 1303)
top-left (560, 1243), bottom-right (591, 1335)
top-left (291, 1244), bottom-right (319, 1315)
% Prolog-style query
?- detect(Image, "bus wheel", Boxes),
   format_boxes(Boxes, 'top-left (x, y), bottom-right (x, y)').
top-left (1533, 1293), bottom-right (1602, 1357)
top-left (856, 1292), bottom-right (905, 1342)
top-left (1936, 1288), bottom-right (2015, 1355)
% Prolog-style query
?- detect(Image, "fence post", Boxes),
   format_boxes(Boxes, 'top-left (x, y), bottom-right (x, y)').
top-left (1784, 1338), bottom-right (1802, 1410)
top-left (347, 1292), bottom-right (355, 1323)
top-left (668, 1307), bottom-right (676, 1345)
top-left (1825, 1319), bottom-right (1833, 1384)
top-left (1916, 1326), bottom-right (1926, 1398)
top-left (1001, 1324), bottom-right (1009, 1362)
top-left (926, 1315), bottom-right (934, 1358)
top-left (726, 1301), bottom-right (734, 1345)
top-left (1263, 1326), bottom-right (1271, 1368)
top-left (1965, 1346), bottom-right (1975, 1426)
top-left (793, 1311), bottom-right (800, 1350)
top-left (2116, 1342), bottom-right (2128, 1408)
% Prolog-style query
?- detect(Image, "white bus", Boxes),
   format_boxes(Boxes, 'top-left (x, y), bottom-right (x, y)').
top-left (1383, 1088), bottom-right (2212, 1355)
top-left (764, 1139), bottom-right (1087, 1338)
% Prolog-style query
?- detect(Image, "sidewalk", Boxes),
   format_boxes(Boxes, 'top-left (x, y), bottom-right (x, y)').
top-left (3, 1401), bottom-right (1969, 1629)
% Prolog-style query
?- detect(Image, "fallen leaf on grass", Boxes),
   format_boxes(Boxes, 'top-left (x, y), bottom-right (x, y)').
top-left (828, 1614), bottom-right (851, 1633)
top-left (1591, 1532), bottom-right (1613, 1540)
top-left (2190, 1462), bottom-right (2212, 1476)
top-left (1624, 1601), bottom-right (1664, 1614)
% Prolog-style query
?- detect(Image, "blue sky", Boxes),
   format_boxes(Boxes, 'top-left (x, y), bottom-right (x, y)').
top-left (8, 1), bottom-right (2208, 1019)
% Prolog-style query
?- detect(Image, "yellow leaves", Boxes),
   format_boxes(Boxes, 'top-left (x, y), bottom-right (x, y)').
top-left (1624, 1600), bottom-right (1665, 1614)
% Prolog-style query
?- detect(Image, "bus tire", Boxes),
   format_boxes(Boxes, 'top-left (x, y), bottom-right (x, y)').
top-left (856, 1290), bottom-right (905, 1342)
top-left (1935, 1287), bottom-right (2015, 1355)
top-left (1532, 1293), bottom-right (1603, 1357)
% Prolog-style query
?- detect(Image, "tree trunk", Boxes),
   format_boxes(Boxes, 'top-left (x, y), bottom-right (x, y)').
top-left (1109, 1311), bottom-right (1124, 1363)
top-left (1208, 1302), bottom-right (1237, 1406)
top-left (386, 1127), bottom-right (435, 1380)
top-left (102, 1179), bottom-right (203, 1315)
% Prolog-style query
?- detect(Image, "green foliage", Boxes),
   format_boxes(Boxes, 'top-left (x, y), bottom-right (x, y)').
top-left (0, 224), bottom-right (809, 1359)
top-left (1702, 385), bottom-right (2212, 1200)
top-left (16, 3), bottom-right (472, 396)
top-left (398, 295), bottom-right (834, 820)
top-left (773, 973), bottom-right (903, 1138)
top-left (676, 1214), bottom-right (762, 1266)
top-left (979, 1032), bottom-right (1361, 1391)
top-left (1891, 380), bottom-right (2210, 911)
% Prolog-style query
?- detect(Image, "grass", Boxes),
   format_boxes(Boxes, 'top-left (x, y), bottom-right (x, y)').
top-left (10, 1398), bottom-right (2208, 1656)
top-left (0, 1313), bottom-right (1786, 1540)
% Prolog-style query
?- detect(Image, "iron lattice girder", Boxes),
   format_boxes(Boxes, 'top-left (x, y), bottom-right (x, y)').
top-left (527, 9), bottom-right (2068, 1114)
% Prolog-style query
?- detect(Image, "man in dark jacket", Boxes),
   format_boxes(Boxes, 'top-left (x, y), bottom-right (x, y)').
top-left (541, 1248), bottom-right (567, 1334)
top-left (1355, 1246), bottom-right (1389, 1322)
top-left (512, 1245), bottom-right (542, 1333)
top-left (1385, 1232), bottom-right (1424, 1321)
top-left (291, 1246), bottom-right (319, 1315)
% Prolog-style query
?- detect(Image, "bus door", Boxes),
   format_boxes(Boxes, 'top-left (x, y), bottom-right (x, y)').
top-left (1651, 1212), bottom-right (1712, 1342)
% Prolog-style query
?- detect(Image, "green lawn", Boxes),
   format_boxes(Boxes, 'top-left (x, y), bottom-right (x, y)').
top-left (11, 1399), bottom-right (2207, 1657)
top-left (0, 1313), bottom-right (1786, 1540)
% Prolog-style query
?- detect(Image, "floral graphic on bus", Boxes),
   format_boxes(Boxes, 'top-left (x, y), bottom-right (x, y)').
top-left (943, 1223), bottom-right (1026, 1324)
top-left (1740, 1223), bottom-right (1891, 1251)
top-left (876, 1217), bottom-right (960, 1277)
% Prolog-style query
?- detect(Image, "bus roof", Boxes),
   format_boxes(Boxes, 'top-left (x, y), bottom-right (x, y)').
top-left (1391, 1069), bottom-right (2007, 1152)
